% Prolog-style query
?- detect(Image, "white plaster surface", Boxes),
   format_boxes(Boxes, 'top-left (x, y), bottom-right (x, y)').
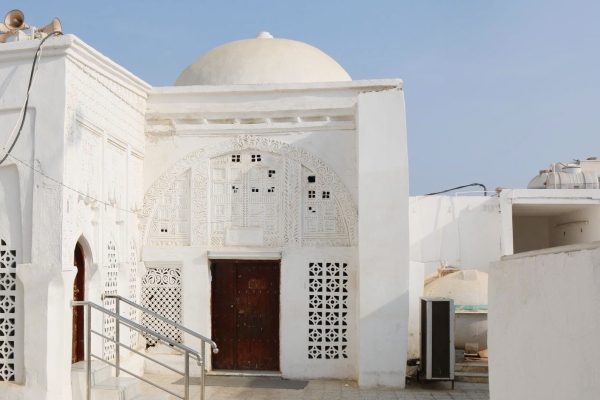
top-left (357, 88), bottom-right (409, 388)
top-left (489, 243), bottom-right (600, 400)
top-left (409, 196), bottom-right (501, 276)
top-left (407, 262), bottom-right (424, 360)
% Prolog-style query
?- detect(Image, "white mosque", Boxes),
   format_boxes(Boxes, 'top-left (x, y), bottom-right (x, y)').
top-left (2, 18), bottom-right (600, 400)
top-left (0, 29), bottom-right (409, 400)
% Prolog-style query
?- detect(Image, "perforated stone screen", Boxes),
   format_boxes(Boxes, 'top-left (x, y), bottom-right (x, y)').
top-left (141, 267), bottom-right (183, 345)
top-left (308, 262), bottom-right (348, 360)
top-left (0, 239), bottom-right (17, 381)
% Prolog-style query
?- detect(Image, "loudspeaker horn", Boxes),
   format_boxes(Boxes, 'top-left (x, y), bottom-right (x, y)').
top-left (0, 22), bottom-right (16, 43)
top-left (4, 10), bottom-right (28, 31)
top-left (37, 17), bottom-right (62, 37)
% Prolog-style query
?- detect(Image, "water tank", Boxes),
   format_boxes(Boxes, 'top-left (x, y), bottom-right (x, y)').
top-left (527, 170), bottom-right (550, 189)
top-left (546, 171), bottom-right (599, 189)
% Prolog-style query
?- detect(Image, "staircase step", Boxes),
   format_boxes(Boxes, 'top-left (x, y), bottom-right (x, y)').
top-left (455, 362), bottom-right (489, 373)
top-left (72, 361), bottom-right (114, 385)
top-left (454, 371), bottom-right (489, 383)
top-left (92, 377), bottom-right (141, 400)
top-left (131, 394), bottom-right (170, 400)
top-left (72, 361), bottom-right (116, 400)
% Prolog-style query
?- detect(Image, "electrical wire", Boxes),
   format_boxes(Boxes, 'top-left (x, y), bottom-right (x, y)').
top-left (423, 183), bottom-right (488, 197)
top-left (0, 31), bottom-right (62, 165)
top-left (0, 31), bottom-right (286, 229)
top-left (7, 153), bottom-right (280, 227)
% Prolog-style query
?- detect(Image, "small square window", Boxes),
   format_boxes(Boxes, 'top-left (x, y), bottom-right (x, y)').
top-left (308, 190), bottom-right (316, 199)
top-left (252, 187), bottom-right (259, 193)
top-left (267, 187), bottom-right (275, 193)
top-left (308, 206), bottom-right (317, 214)
top-left (308, 175), bottom-right (316, 183)
top-left (231, 154), bottom-right (241, 162)
top-left (232, 185), bottom-right (239, 194)
top-left (322, 191), bottom-right (330, 199)
top-left (268, 170), bottom-right (276, 177)
top-left (251, 154), bottom-right (262, 162)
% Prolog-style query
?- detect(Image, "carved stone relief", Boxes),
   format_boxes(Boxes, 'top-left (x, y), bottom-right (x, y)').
top-left (147, 171), bottom-right (191, 246)
top-left (143, 136), bottom-right (357, 247)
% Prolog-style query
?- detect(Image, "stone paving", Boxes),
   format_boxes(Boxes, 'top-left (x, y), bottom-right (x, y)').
top-left (139, 375), bottom-right (490, 400)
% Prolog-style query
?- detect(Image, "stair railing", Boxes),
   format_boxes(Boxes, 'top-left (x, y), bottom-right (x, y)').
top-left (103, 294), bottom-right (218, 400)
top-left (71, 299), bottom-right (218, 400)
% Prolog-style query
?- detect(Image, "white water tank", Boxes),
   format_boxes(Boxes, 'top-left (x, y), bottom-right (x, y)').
top-left (527, 170), bottom-right (550, 189)
top-left (546, 171), bottom-right (599, 189)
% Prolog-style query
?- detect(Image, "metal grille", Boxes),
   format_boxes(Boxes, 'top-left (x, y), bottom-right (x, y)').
top-left (308, 262), bottom-right (348, 360)
top-left (0, 239), bottom-right (16, 381)
top-left (103, 240), bottom-right (118, 360)
top-left (141, 267), bottom-right (182, 345)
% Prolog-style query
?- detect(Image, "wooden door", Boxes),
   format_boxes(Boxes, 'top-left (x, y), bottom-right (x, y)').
top-left (72, 243), bottom-right (85, 363)
top-left (211, 260), bottom-right (280, 371)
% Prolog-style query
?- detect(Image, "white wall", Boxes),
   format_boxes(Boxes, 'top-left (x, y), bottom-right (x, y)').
top-left (142, 246), bottom-right (358, 380)
top-left (512, 216), bottom-right (550, 254)
top-left (407, 262), bottom-right (424, 360)
top-left (409, 196), bottom-right (502, 276)
top-left (550, 206), bottom-right (600, 247)
top-left (489, 243), bottom-right (600, 400)
top-left (357, 88), bottom-right (409, 388)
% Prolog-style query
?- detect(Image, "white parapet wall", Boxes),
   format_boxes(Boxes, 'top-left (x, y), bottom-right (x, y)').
top-left (489, 242), bottom-right (600, 400)
top-left (357, 87), bottom-right (409, 388)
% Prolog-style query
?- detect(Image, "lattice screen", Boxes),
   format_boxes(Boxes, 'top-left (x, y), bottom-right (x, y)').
top-left (0, 239), bottom-right (16, 381)
top-left (103, 240), bottom-right (118, 360)
top-left (128, 240), bottom-right (138, 348)
top-left (141, 267), bottom-right (182, 345)
top-left (308, 262), bottom-right (348, 359)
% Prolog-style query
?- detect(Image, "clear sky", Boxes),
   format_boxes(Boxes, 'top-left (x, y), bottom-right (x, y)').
top-left (17, 1), bottom-right (600, 195)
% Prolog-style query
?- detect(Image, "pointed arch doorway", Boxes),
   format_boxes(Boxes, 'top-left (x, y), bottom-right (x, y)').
top-left (72, 242), bottom-right (86, 363)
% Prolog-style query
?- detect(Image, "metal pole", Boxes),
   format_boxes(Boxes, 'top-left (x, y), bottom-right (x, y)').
top-left (201, 343), bottom-right (206, 400)
top-left (115, 297), bottom-right (120, 376)
top-left (184, 350), bottom-right (190, 400)
top-left (86, 303), bottom-right (92, 400)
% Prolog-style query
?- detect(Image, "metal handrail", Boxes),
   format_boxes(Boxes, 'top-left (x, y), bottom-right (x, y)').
top-left (71, 299), bottom-right (214, 400)
top-left (103, 294), bottom-right (219, 352)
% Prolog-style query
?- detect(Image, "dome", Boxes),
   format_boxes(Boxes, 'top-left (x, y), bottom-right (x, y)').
top-left (174, 32), bottom-right (351, 86)
top-left (423, 269), bottom-right (489, 308)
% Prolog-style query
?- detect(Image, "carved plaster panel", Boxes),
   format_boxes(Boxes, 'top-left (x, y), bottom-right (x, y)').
top-left (142, 135), bottom-right (357, 247)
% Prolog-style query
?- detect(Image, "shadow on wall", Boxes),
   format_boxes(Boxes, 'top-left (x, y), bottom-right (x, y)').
top-left (359, 290), bottom-right (409, 388)
top-left (409, 196), bottom-right (502, 276)
top-left (0, 164), bottom-right (22, 255)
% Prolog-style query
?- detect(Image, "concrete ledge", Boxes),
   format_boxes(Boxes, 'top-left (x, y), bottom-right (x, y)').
top-left (501, 241), bottom-right (600, 261)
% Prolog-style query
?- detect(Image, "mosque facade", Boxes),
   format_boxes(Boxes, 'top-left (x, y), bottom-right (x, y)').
top-left (0, 32), bottom-right (409, 399)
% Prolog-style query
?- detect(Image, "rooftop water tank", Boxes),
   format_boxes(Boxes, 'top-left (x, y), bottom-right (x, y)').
top-left (546, 171), bottom-right (599, 189)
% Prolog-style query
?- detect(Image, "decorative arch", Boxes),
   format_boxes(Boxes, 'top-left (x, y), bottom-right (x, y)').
top-left (142, 135), bottom-right (357, 247)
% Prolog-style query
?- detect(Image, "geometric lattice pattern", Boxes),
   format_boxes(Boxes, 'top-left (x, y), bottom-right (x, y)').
top-left (148, 172), bottom-right (190, 246)
top-left (0, 239), bottom-right (16, 381)
top-left (103, 240), bottom-right (118, 361)
top-left (128, 240), bottom-right (139, 348)
top-left (308, 262), bottom-right (348, 360)
top-left (210, 151), bottom-right (281, 247)
top-left (303, 169), bottom-right (348, 246)
top-left (141, 267), bottom-right (182, 346)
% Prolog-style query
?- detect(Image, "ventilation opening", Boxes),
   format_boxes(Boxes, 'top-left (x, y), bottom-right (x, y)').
top-left (512, 204), bottom-right (600, 254)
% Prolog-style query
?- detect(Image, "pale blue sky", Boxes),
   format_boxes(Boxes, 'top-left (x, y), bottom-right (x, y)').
top-left (19, 1), bottom-right (600, 195)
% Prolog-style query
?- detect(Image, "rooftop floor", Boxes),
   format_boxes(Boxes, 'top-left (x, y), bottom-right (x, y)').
top-left (139, 375), bottom-right (490, 400)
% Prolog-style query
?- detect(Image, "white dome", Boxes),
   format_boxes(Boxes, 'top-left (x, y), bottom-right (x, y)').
top-left (174, 32), bottom-right (351, 86)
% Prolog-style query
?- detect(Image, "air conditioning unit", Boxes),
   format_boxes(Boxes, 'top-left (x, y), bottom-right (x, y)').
top-left (419, 297), bottom-right (455, 388)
